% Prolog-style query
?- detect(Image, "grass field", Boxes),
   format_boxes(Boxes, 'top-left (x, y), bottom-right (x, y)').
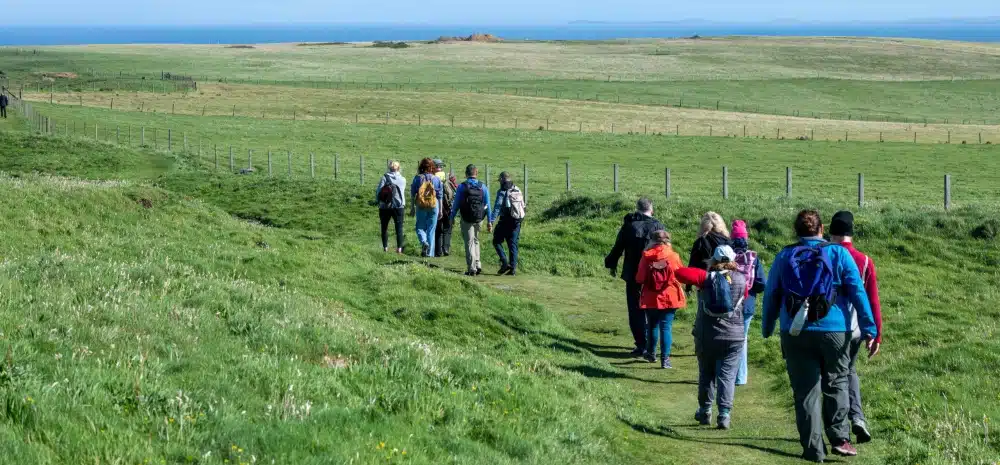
top-left (3, 35), bottom-right (1000, 464)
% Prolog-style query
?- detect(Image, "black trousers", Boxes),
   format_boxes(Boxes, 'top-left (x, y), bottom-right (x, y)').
top-left (435, 214), bottom-right (453, 256)
top-left (0, 106), bottom-right (7, 118)
top-left (626, 281), bottom-right (646, 350)
top-left (379, 208), bottom-right (405, 250)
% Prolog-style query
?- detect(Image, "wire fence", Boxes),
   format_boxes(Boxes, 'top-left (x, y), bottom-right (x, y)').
top-left (7, 87), bottom-right (995, 211)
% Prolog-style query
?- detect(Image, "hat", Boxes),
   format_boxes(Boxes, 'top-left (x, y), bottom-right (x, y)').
top-left (830, 211), bottom-right (855, 236)
top-left (433, 159), bottom-right (446, 168)
top-left (713, 245), bottom-right (736, 263)
top-left (731, 220), bottom-right (748, 239)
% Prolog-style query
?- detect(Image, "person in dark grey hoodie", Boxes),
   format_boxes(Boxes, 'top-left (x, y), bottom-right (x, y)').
top-left (676, 245), bottom-right (747, 431)
top-left (0, 91), bottom-right (9, 119)
top-left (605, 197), bottom-right (665, 356)
top-left (375, 161), bottom-right (407, 253)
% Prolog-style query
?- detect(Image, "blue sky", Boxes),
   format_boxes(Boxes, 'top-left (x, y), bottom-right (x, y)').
top-left (4, 0), bottom-right (998, 26)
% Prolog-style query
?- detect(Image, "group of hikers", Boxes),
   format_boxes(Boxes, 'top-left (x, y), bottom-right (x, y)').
top-left (606, 200), bottom-right (883, 463)
top-left (375, 158), bottom-right (526, 276)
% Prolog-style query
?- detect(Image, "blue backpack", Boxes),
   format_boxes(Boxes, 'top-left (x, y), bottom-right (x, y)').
top-left (702, 271), bottom-right (743, 318)
top-left (779, 243), bottom-right (838, 323)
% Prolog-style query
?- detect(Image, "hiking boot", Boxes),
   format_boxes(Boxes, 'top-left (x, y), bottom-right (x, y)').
top-left (476, 268), bottom-right (483, 276)
top-left (421, 244), bottom-right (430, 257)
top-left (717, 414), bottom-right (731, 430)
top-left (694, 409), bottom-right (711, 426)
top-left (383, 247), bottom-right (389, 252)
top-left (396, 248), bottom-right (404, 254)
top-left (852, 420), bottom-right (872, 444)
top-left (660, 358), bottom-right (673, 369)
top-left (464, 271), bottom-right (476, 277)
top-left (643, 352), bottom-right (656, 363)
top-left (497, 265), bottom-right (511, 275)
top-left (832, 441), bottom-right (858, 457)
top-left (505, 267), bottom-right (516, 276)
top-left (629, 347), bottom-right (645, 357)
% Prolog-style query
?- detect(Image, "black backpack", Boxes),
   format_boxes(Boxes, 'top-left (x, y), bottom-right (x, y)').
top-left (378, 175), bottom-right (397, 206)
top-left (460, 181), bottom-right (486, 223)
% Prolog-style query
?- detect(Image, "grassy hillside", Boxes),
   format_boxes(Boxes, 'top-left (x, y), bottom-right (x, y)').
top-left (16, 104), bottom-right (1000, 209)
top-left (2, 131), bottom-right (999, 464)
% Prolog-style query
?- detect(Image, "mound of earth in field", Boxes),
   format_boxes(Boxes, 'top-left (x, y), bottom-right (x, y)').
top-left (434, 33), bottom-right (502, 43)
top-left (35, 71), bottom-right (78, 80)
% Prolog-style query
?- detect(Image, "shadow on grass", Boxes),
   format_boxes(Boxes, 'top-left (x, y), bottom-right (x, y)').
top-left (621, 419), bottom-right (812, 461)
top-left (560, 364), bottom-right (698, 385)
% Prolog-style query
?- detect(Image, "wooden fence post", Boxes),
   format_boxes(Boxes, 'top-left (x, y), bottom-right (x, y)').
top-left (360, 155), bottom-right (365, 184)
top-left (565, 161), bottom-right (571, 191)
top-left (248, 150), bottom-right (253, 170)
top-left (665, 168), bottom-right (671, 199)
top-left (786, 167), bottom-right (792, 198)
top-left (214, 144), bottom-right (218, 170)
top-left (287, 151), bottom-right (292, 176)
top-left (858, 173), bottom-right (865, 208)
top-left (141, 127), bottom-right (145, 146)
top-left (722, 166), bottom-right (729, 199)
top-left (334, 153), bottom-right (339, 180)
top-left (613, 164), bottom-right (619, 192)
top-left (168, 129), bottom-right (172, 151)
top-left (116, 125), bottom-right (120, 145)
top-left (268, 150), bottom-right (272, 176)
top-left (522, 164), bottom-right (528, 203)
top-left (944, 174), bottom-right (951, 211)
top-left (310, 153), bottom-right (315, 178)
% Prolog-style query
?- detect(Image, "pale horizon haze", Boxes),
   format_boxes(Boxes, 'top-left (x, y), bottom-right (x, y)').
top-left (3, 0), bottom-right (999, 26)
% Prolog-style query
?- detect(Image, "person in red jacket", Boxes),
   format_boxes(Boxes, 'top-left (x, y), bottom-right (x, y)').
top-left (635, 231), bottom-right (686, 369)
top-left (829, 211), bottom-right (883, 444)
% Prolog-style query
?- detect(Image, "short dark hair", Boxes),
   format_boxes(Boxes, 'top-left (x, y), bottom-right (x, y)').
top-left (499, 171), bottom-right (512, 183)
top-left (465, 164), bottom-right (478, 178)
top-left (636, 197), bottom-right (653, 213)
top-left (794, 209), bottom-right (823, 237)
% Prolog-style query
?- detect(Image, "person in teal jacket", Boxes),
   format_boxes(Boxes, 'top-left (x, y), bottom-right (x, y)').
top-left (761, 209), bottom-right (876, 463)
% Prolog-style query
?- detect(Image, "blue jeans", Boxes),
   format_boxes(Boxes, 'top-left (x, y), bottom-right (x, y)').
top-left (646, 310), bottom-right (677, 360)
top-left (492, 218), bottom-right (521, 270)
top-left (737, 314), bottom-right (753, 385)
top-left (414, 207), bottom-right (439, 256)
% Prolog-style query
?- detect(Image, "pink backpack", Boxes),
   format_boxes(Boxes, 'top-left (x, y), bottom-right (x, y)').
top-left (734, 250), bottom-right (757, 297)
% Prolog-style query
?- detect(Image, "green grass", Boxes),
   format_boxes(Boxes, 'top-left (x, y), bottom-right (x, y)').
top-left (20, 102), bottom-right (1000, 209)
top-left (2, 132), bottom-right (999, 464)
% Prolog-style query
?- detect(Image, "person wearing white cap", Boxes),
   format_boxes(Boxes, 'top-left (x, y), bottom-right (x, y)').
top-left (675, 244), bottom-right (749, 431)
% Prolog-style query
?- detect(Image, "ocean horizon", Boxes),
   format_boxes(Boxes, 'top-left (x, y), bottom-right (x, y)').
top-left (2, 22), bottom-right (1000, 46)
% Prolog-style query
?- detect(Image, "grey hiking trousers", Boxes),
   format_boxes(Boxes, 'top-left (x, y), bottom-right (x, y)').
top-left (695, 338), bottom-right (742, 411)
top-left (781, 331), bottom-right (852, 462)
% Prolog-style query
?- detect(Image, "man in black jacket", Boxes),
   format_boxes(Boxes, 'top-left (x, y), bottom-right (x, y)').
top-left (0, 90), bottom-right (9, 119)
top-left (605, 197), bottom-right (665, 356)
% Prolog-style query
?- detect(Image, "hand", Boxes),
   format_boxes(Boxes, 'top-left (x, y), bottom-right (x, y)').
top-left (866, 338), bottom-right (881, 358)
top-left (486, 223), bottom-right (493, 233)
top-left (608, 267), bottom-right (617, 278)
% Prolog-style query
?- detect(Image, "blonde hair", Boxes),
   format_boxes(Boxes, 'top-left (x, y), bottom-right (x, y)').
top-left (699, 212), bottom-right (730, 238)
top-left (389, 161), bottom-right (400, 172)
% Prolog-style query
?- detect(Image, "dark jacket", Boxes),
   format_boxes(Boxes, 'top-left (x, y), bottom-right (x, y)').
top-left (0, 94), bottom-right (8, 107)
top-left (688, 232), bottom-right (732, 270)
top-left (604, 212), bottom-right (665, 283)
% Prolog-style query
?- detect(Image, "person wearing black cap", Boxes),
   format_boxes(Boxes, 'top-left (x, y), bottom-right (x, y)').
top-left (829, 211), bottom-right (884, 445)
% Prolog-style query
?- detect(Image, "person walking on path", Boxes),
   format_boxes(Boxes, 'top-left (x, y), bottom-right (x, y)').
top-left (687, 212), bottom-right (732, 291)
top-left (375, 160), bottom-right (407, 253)
top-left (729, 220), bottom-right (767, 386)
top-left (828, 211), bottom-right (883, 444)
top-left (675, 245), bottom-right (748, 430)
top-left (490, 171), bottom-right (526, 276)
top-left (410, 158), bottom-right (444, 257)
top-left (761, 209), bottom-right (877, 462)
top-left (450, 164), bottom-right (492, 276)
top-left (605, 198), bottom-right (665, 356)
top-left (0, 91), bottom-right (9, 119)
top-left (434, 159), bottom-right (457, 257)
top-left (635, 231), bottom-right (685, 369)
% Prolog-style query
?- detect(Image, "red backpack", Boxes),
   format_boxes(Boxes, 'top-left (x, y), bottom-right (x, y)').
top-left (645, 260), bottom-right (675, 292)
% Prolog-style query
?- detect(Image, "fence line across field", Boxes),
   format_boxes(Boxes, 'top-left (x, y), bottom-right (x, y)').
top-left (20, 95), bottom-right (1000, 146)
top-left (9, 74), bottom-right (1000, 127)
top-left (2, 89), bottom-right (961, 211)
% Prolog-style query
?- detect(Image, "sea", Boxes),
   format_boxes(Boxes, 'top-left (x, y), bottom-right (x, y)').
top-left (1, 23), bottom-right (1000, 46)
